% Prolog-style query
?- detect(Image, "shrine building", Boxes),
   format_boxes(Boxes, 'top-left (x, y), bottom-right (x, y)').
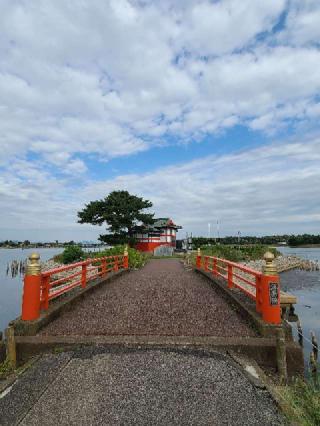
top-left (133, 218), bottom-right (182, 253)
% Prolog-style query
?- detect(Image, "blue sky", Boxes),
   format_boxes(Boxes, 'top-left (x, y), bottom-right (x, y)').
top-left (1, 0), bottom-right (320, 241)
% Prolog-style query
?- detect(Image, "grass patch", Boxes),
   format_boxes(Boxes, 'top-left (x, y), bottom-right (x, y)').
top-left (87, 245), bottom-right (148, 269)
top-left (55, 245), bottom-right (148, 269)
top-left (197, 244), bottom-right (280, 262)
top-left (280, 378), bottom-right (320, 426)
top-left (0, 359), bottom-right (13, 378)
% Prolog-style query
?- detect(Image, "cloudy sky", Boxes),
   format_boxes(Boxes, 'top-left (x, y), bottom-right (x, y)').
top-left (1, 0), bottom-right (320, 241)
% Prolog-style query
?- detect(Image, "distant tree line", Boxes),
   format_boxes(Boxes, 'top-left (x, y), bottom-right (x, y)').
top-left (0, 240), bottom-right (105, 248)
top-left (191, 234), bottom-right (320, 248)
top-left (287, 234), bottom-right (320, 247)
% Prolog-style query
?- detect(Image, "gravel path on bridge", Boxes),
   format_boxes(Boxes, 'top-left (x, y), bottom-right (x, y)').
top-left (39, 259), bottom-right (257, 337)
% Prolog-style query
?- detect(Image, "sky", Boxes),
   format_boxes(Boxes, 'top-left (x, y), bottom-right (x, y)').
top-left (0, 0), bottom-right (320, 242)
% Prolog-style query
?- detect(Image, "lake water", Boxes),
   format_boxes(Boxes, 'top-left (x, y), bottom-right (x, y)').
top-left (0, 248), bottom-right (63, 333)
top-left (277, 247), bottom-right (320, 372)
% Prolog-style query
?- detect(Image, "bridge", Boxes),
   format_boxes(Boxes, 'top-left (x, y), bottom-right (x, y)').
top-left (0, 249), bottom-right (303, 425)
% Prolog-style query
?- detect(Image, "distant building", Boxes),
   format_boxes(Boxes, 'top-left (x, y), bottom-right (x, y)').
top-left (133, 218), bottom-right (182, 253)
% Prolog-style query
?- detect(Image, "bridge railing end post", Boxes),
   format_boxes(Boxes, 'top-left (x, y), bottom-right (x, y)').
top-left (261, 252), bottom-right (281, 325)
top-left (21, 253), bottom-right (41, 321)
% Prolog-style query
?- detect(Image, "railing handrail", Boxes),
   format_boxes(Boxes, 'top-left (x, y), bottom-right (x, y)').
top-left (21, 250), bottom-right (129, 321)
top-left (197, 251), bottom-right (281, 325)
top-left (41, 255), bottom-right (124, 277)
top-left (202, 255), bottom-right (262, 277)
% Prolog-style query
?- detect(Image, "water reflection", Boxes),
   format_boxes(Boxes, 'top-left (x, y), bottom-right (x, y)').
top-left (281, 265), bottom-right (320, 382)
top-left (6, 259), bottom-right (27, 278)
top-left (0, 248), bottom-right (62, 332)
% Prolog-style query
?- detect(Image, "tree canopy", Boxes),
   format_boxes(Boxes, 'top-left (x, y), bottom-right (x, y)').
top-left (77, 190), bottom-right (154, 245)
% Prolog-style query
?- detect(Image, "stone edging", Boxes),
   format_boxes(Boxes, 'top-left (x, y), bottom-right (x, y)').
top-left (14, 334), bottom-right (304, 378)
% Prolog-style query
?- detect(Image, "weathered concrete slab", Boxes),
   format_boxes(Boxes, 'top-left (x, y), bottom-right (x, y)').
top-left (14, 334), bottom-right (304, 378)
top-left (0, 353), bottom-right (72, 426)
top-left (0, 348), bottom-right (285, 426)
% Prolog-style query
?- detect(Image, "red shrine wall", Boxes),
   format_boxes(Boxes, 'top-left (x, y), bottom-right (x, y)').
top-left (134, 226), bottom-right (178, 253)
top-left (135, 241), bottom-right (175, 252)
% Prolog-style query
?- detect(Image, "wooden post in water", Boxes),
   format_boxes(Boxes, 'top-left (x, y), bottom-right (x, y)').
top-left (297, 320), bottom-right (303, 346)
top-left (309, 352), bottom-right (318, 388)
top-left (5, 326), bottom-right (16, 369)
top-left (311, 331), bottom-right (318, 361)
top-left (276, 327), bottom-right (287, 384)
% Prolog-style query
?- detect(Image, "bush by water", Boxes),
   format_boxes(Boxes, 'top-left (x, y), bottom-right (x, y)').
top-left (55, 244), bottom-right (147, 269)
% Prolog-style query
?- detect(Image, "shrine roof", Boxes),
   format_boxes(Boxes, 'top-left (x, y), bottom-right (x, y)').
top-left (133, 218), bottom-right (182, 232)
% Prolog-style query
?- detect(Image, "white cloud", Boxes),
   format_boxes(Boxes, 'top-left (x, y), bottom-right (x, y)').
top-left (281, 0), bottom-right (320, 46)
top-left (2, 135), bottom-right (319, 240)
top-left (0, 0), bottom-right (320, 168)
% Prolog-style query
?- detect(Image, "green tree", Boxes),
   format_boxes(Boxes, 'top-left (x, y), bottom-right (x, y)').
top-left (60, 245), bottom-right (84, 264)
top-left (77, 190), bottom-right (154, 245)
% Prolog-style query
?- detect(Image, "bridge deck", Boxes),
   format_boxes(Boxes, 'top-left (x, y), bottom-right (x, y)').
top-left (39, 259), bottom-right (257, 337)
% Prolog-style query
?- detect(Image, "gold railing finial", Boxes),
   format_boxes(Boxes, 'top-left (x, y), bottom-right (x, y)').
top-left (26, 252), bottom-right (41, 276)
top-left (263, 251), bottom-right (277, 276)
top-left (197, 247), bottom-right (201, 256)
top-left (124, 245), bottom-right (128, 256)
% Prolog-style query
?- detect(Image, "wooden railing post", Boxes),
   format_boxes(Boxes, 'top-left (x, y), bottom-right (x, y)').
top-left (213, 258), bottom-right (217, 276)
top-left (227, 264), bottom-right (233, 288)
top-left (114, 256), bottom-right (119, 272)
top-left (21, 253), bottom-right (41, 321)
top-left (255, 275), bottom-right (262, 313)
top-left (261, 252), bottom-right (281, 325)
top-left (81, 263), bottom-right (87, 288)
top-left (123, 246), bottom-right (129, 269)
top-left (204, 256), bottom-right (208, 271)
top-left (41, 275), bottom-right (50, 310)
top-left (196, 248), bottom-right (202, 268)
top-left (101, 258), bottom-right (107, 276)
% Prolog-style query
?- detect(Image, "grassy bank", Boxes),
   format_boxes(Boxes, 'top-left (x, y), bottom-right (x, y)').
top-left (197, 244), bottom-right (280, 262)
top-left (54, 245), bottom-right (148, 269)
top-left (279, 378), bottom-right (320, 426)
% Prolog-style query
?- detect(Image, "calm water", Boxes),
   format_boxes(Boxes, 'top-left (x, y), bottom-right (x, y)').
top-left (0, 248), bottom-right (63, 332)
top-left (278, 247), bottom-right (320, 370)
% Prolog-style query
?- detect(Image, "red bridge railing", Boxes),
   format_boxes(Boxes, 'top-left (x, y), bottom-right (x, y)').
top-left (196, 250), bottom-right (281, 325)
top-left (21, 250), bottom-right (129, 321)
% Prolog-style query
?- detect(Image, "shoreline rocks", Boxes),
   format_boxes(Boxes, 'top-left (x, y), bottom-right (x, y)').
top-left (242, 255), bottom-right (319, 273)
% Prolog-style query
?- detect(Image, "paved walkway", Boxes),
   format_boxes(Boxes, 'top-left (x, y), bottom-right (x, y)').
top-left (0, 348), bottom-right (284, 425)
top-left (40, 259), bottom-right (256, 337)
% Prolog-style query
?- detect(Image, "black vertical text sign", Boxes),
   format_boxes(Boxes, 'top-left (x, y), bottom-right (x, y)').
top-left (269, 282), bottom-right (279, 306)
